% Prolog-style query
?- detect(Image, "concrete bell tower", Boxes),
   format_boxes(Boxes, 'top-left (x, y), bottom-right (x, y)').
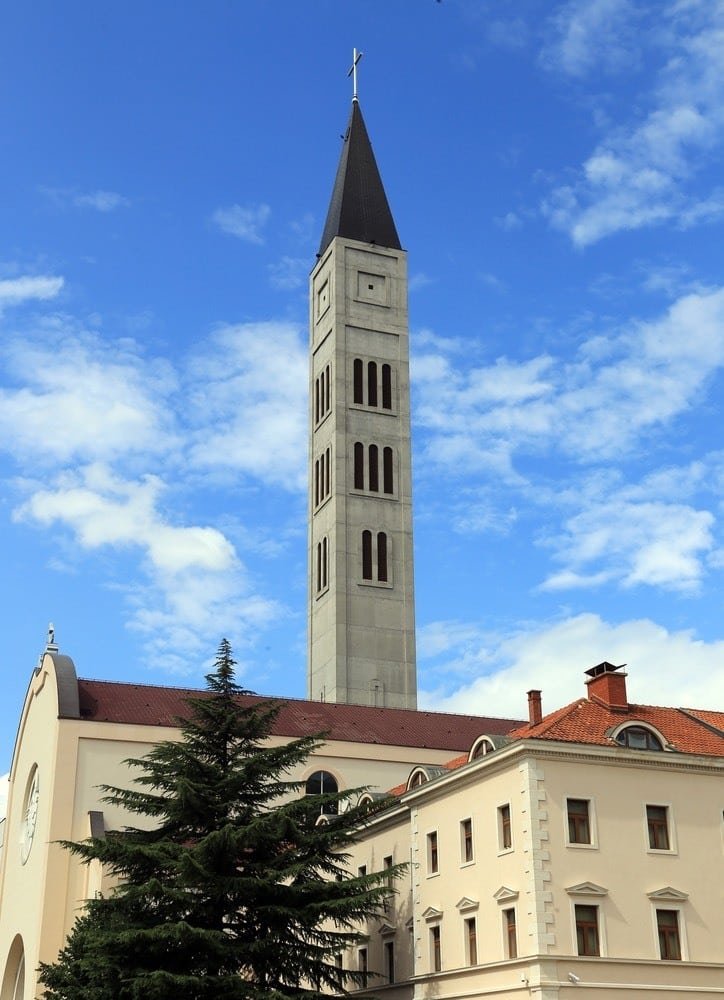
top-left (307, 96), bottom-right (417, 710)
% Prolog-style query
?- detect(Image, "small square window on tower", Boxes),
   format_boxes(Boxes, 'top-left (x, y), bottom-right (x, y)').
top-left (316, 278), bottom-right (330, 320)
top-left (356, 270), bottom-right (388, 306)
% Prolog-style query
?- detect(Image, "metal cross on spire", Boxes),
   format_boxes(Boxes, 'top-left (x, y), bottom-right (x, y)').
top-left (347, 48), bottom-right (363, 102)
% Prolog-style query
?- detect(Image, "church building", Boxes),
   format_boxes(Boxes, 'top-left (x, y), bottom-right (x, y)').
top-left (0, 85), bottom-right (722, 1000)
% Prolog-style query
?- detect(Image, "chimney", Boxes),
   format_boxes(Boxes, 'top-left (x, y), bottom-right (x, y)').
top-left (585, 661), bottom-right (628, 711)
top-left (527, 689), bottom-right (542, 726)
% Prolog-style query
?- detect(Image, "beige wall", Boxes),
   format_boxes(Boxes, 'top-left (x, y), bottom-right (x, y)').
top-left (344, 741), bottom-right (724, 999)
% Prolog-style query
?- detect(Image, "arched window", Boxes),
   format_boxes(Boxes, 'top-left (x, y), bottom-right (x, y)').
top-left (354, 442), bottom-right (364, 490)
top-left (377, 532), bottom-right (388, 582)
top-left (362, 530), bottom-right (373, 580)
top-left (470, 736), bottom-right (495, 761)
top-left (615, 726), bottom-right (664, 750)
top-left (324, 364), bottom-right (331, 414)
top-left (314, 378), bottom-right (320, 424)
top-left (408, 769), bottom-right (428, 790)
top-left (382, 364), bottom-right (392, 409)
top-left (306, 770), bottom-right (338, 815)
top-left (368, 361), bottom-right (378, 407)
top-left (325, 446), bottom-right (331, 498)
top-left (1, 936), bottom-right (25, 1000)
top-left (321, 536), bottom-right (328, 590)
top-left (368, 445), bottom-right (379, 492)
top-left (353, 359), bottom-right (364, 404)
top-left (383, 447), bottom-right (393, 494)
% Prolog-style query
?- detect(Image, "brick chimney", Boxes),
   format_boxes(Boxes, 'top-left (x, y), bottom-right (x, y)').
top-left (585, 661), bottom-right (628, 711)
top-left (527, 689), bottom-right (542, 726)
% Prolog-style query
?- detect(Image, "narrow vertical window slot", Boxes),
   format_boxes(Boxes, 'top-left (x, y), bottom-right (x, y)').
top-left (368, 361), bottom-right (378, 406)
top-left (362, 531), bottom-right (372, 580)
top-left (353, 359), bottom-right (363, 404)
top-left (316, 542), bottom-right (322, 593)
top-left (354, 442), bottom-right (364, 490)
top-left (377, 532), bottom-right (388, 582)
top-left (325, 446), bottom-right (331, 498)
top-left (315, 378), bottom-right (320, 423)
top-left (325, 364), bottom-right (331, 414)
top-left (314, 459), bottom-right (320, 507)
top-left (322, 536), bottom-right (328, 589)
top-left (368, 445), bottom-right (379, 492)
top-left (382, 363), bottom-right (392, 409)
top-left (383, 447), bottom-right (393, 494)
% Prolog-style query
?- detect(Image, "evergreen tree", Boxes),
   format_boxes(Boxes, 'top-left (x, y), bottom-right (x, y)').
top-left (40, 639), bottom-right (403, 1000)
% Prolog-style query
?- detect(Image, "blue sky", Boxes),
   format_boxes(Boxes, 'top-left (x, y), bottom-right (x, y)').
top-left (2, 0), bottom-right (724, 782)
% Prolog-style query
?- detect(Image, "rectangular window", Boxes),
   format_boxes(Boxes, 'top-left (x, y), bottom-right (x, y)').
top-left (498, 803), bottom-right (512, 850)
top-left (465, 917), bottom-right (477, 965)
top-left (503, 908), bottom-right (517, 959)
top-left (647, 805), bottom-right (670, 850)
top-left (461, 818), bottom-right (474, 863)
top-left (427, 831), bottom-right (439, 874)
top-left (357, 864), bottom-right (367, 878)
top-left (567, 798), bottom-right (592, 844)
top-left (358, 947), bottom-right (368, 988)
top-left (334, 953), bottom-right (343, 969)
top-left (384, 941), bottom-right (395, 983)
top-left (430, 925), bottom-right (441, 972)
top-left (383, 854), bottom-right (393, 911)
top-left (657, 909), bottom-right (681, 960)
top-left (575, 904), bottom-right (600, 956)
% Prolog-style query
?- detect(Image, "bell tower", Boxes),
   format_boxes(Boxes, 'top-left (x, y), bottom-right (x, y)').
top-left (307, 94), bottom-right (417, 710)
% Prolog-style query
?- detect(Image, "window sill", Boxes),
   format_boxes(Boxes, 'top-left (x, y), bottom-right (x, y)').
top-left (565, 841), bottom-right (599, 850)
top-left (313, 494), bottom-right (332, 514)
top-left (426, 871), bottom-right (440, 880)
top-left (646, 848), bottom-right (678, 856)
top-left (497, 847), bottom-right (514, 857)
top-left (349, 489), bottom-right (398, 502)
top-left (315, 585), bottom-right (330, 601)
top-left (349, 403), bottom-right (398, 417)
top-left (358, 580), bottom-right (393, 590)
top-left (460, 860), bottom-right (475, 869)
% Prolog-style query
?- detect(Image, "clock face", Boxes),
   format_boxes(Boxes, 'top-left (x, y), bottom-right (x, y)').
top-left (20, 769), bottom-right (39, 865)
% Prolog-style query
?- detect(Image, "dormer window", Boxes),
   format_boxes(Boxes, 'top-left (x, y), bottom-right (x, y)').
top-left (615, 725), bottom-right (664, 751)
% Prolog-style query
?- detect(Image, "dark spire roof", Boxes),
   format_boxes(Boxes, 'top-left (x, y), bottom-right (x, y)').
top-left (318, 101), bottom-right (402, 255)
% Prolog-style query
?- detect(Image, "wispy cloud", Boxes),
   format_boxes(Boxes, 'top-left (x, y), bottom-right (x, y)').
top-left (211, 202), bottom-right (271, 244)
top-left (0, 275), bottom-right (64, 311)
top-left (414, 286), bottom-right (724, 473)
top-left (541, 3), bottom-right (724, 244)
top-left (268, 256), bottom-right (307, 291)
top-left (541, 0), bottom-right (640, 77)
top-left (40, 186), bottom-right (130, 212)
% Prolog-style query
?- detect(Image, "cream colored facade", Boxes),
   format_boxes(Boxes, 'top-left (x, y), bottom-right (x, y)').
top-left (0, 651), bottom-right (495, 1000)
top-left (346, 734), bottom-right (724, 998)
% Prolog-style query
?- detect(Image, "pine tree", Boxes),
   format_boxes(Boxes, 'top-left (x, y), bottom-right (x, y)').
top-left (39, 639), bottom-right (403, 1000)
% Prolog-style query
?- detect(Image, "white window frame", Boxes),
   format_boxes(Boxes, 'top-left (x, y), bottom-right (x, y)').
top-left (497, 802), bottom-right (513, 855)
top-left (644, 801), bottom-right (678, 855)
top-left (568, 898), bottom-right (607, 958)
top-left (564, 795), bottom-right (598, 850)
top-left (650, 902), bottom-right (689, 961)
top-left (460, 816), bottom-right (475, 867)
top-left (426, 829), bottom-right (440, 878)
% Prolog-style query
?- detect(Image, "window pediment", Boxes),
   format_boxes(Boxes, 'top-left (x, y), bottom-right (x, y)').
top-left (379, 922), bottom-right (397, 936)
top-left (455, 896), bottom-right (479, 913)
top-left (422, 906), bottom-right (443, 922)
top-left (647, 886), bottom-right (688, 901)
top-left (565, 881), bottom-right (608, 896)
top-left (493, 886), bottom-right (519, 903)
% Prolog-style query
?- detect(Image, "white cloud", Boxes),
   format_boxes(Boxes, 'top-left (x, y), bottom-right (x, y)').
top-left (185, 321), bottom-right (308, 491)
top-left (541, 0), bottom-right (639, 77)
top-left (13, 464), bottom-right (281, 671)
top-left (39, 187), bottom-right (130, 212)
top-left (0, 275), bottom-right (64, 310)
top-left (73, 190), bottom-right (130, 212)
top-left (268, 256), bottom-right (307, 291)
top-left (212, 203), bottom-right (271, 244)
top-left (414, 286), bottom-right (724, 473)
top-left (0, 323), bottom-right (176, 464)
top-left (542, 4), bottom-right (724, 244)
top-left (419, 612), bottom-right (724, 719)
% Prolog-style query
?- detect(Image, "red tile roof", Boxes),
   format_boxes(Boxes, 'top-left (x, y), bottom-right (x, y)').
top-left (509, 698), bottom-right (724, 756)
top-left (76, 679), bottom-right (522, 753)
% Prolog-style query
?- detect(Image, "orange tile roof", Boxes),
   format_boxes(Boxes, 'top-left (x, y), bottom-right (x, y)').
top-left (509, 698), bottom-right (724, 756)
top-left (76, 679), bottom-right (522, 753)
